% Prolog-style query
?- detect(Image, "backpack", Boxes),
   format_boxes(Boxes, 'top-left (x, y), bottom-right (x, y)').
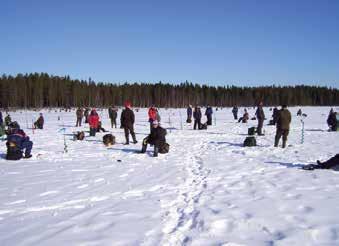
top-left (159, 143), bottom-right (170, 154)
top-left (6, 141), bottom-right (23, 160)
top-left (248, 127), bottom-right (256, 136)
top-left (103, 134), bottom-right (115, 146)
top-left (243, 136), bottom-right (256, 147)
top-left (74, 131), bottom-right (85, 141)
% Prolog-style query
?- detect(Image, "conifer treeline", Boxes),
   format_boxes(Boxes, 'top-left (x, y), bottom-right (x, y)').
top-left (1, 73), bottom-right (338, 108)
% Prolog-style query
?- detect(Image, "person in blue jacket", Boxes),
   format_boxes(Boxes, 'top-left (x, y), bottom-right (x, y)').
top-left (6, 122), bottom-right (33, 160)
top-left (205, 106), bottom-right (213, 125)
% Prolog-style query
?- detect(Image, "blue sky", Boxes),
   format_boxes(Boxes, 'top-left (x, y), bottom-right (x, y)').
top-left (1, 0), bottom-right (339, 87)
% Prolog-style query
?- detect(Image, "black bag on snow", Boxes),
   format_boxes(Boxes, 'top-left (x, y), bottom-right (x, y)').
top-left (248, 127), bottom-right (256, 136)
top-left (103, 134), bottom-right (115, 146)
top-left (159, 143), bottom-right (170, 154)
top-left (199, 123), bottom-right (208, 130)
top-left (6, 141), bottom-right (23, 160)
top-left (243, 136), bottom-right (256, 147)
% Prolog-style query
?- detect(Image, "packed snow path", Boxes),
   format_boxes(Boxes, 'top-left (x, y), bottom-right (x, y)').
top-left (0, 107), bottom-right (339, 246)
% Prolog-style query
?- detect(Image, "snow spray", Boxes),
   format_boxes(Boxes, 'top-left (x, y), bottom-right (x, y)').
top-left (179, 110), bottom-right (183, 130)
top-left (300, 117), bottom-right (305, 144)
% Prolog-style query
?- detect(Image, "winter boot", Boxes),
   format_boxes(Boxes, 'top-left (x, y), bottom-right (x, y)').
top-left (282, 140), bottom-right (286, 148)
top-left (141, 143), bottom-right (147, 153)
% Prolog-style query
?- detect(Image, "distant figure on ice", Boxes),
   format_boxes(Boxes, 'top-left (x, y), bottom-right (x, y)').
top-left (0, 111), bottom-right (4, 137)
top-left (148, 105), bottom-right (158, 131)
top-left (272, 107), bottom-right (279, 125)
top-left (141, 120), bottom-right (168, 157)
top-left (274, 105), bottom-right (291, 148)
top-left (6, 122), bottom-right (33, 160)
top-left (88, 109), bottom-right (99, 136)
top-left (255, 102), bottom-right (265, 135)
top-left (5, 114), bottom-right (11, 126)
top-left (76, 107), bottom-right (84, 127)
top-left (238, 109), bottom-right (249, 123)
top-left (327, 108), bottom-right (337, 131)
top-left (108, 106), bottom-right (118, 128)
top-left (84, 108), bottom-right (90, 124)
top-left (193, 106), bottom-right (202, 130)
top-left (205, 106), bottom-right (213, 125)
top-left (120, 101), bottom-right (137, 145)
top-left (187, 105), bottom-right (193, 123)
top-left (232, 106), bottom-right (238, 120)
top-left (297, 108), bottom-right (302, 116)
top-left (34, 113), bottom-right (44, 129)
top-left (303, 154), bottom-right (339, 170)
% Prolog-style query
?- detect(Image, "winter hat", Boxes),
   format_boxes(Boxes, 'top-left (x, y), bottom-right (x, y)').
top-left (124, 101), bottom-right (131, 108)
top-left (152, 120), bottom-right (159, 125)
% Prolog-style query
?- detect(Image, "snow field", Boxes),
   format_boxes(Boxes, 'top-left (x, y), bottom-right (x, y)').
top-left (0, 106), bottom-right (339, 246)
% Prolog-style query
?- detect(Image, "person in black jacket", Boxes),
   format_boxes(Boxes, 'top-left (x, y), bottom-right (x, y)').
top-left (120, 101), bottom-right (137, 145)
top-left (327, 108), bottom-right (337, 131)
top-left (193, 106), bottom-right (202, 130)
top-left (141, 120), bottom-right (167, 157)
top-left (255, 102), bottom-right (265, 135)
top-left (303, 154), bottom-right (339, 170)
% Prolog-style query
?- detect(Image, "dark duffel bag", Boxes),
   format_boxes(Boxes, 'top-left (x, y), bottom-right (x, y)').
top-left (159, 143), bottom-right (170, 154)
top-left (248, 127), bottom-right (256, 136)
top-left (73, 131), bottom-right (85, 141)
top-left (199, 123), bottom-right (207, 130)
top-left (103, 134), bottom-right (115, 146)
top-left (243, 136), bottom-right (256, 147)
top-left (6, 141), bottom-right (23, 160)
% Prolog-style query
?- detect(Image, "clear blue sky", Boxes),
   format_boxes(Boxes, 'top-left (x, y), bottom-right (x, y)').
top-left (1, 0), bottom-right (339, 87)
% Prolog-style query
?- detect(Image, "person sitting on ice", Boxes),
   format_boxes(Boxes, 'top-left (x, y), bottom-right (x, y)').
top-left (6, 122), bottom-right (33, 160)
top-left (238, 109), bottom-right (249, 123)
top-left (34, 113), bottom-right (44, 129)
top-left (327, 108), bottom-right (337, 131)
top-left (140, 120), bottom-right (168, 157)
top-left (303, 154), bottom-right (339, 170)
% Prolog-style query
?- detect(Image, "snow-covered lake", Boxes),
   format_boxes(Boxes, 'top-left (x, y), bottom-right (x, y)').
top-left (0, 106), bottom-right (339, 246)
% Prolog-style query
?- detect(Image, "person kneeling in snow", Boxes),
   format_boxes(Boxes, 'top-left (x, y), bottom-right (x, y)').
top-left (6, 122), bottom-right (33, 160)
top-left (34, 113), bottom-right (44, 129)
top-left (141, 120), bottom-right (168, 157)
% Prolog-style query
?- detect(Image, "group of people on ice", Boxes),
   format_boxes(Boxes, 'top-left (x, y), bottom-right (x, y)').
top-left (1, 104), bottom-right (338, 168)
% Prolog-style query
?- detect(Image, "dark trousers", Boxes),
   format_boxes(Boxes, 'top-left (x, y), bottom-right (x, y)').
top-left (257, 119), bottom-right (264, 135)
top-left (206, 115), bottom-right (212, 125)
top-left (233, 113), bottom-right (238, 120)
top-left (89, 127), bottom-right (96, 136)
top-left (275, 129), bottom-right (289, 148)
top-left (21, 140), bottom-right (33, 156)
top-left (110, 118), bottom-right (117, 128)
top-left (124, 126), bottom-right (137, 144)
top-left (76, 117), bottom-right (82, 127)
top-left (320, 154), bottom-right (339, 169)
top-left (194, 119), bottom-right (201, 130)
top-left (141, 137), bottom-right (159, 157)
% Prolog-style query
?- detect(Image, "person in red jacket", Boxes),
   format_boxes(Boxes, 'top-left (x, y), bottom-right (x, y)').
top-left (148, 105), bottom-right (158, 131)
top-left (88, 109), bottom-right (99, 136)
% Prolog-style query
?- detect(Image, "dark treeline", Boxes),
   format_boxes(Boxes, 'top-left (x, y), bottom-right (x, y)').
top-left (1, 73), bottom-right (338, 108)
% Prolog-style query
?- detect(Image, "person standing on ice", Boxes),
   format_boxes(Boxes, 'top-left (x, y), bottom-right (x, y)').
top-left (88, 109), bottom-right (99, 136)
top-left (75, 107), bottom-right (84, 127)
top-left (108, 106), bottom-right (118, 128)
top-left (255, 101), bottom-right (265, 135)
top-left (274, 105), bottom-right (291, 148)
top-left (187, 105), bottom-right (193, 123)
top-left (140, 120), bottom-right (167, 157)
top-left (148, 105), bottom-right (158, 131)
top-left (327, 108), bottom-right (337, 131)
top-left (193, 106), bottom-right (202, 130)
top-left (0, 110), bottom-right (3, 126)
top-left (84, 108), bottom-right (90, 124)
top-left (205, 106), bottom-right (213, 125)
top-left (232, 106), bottom-right (238, 120)
top-left (120, 101), bottom-right (137, 145)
